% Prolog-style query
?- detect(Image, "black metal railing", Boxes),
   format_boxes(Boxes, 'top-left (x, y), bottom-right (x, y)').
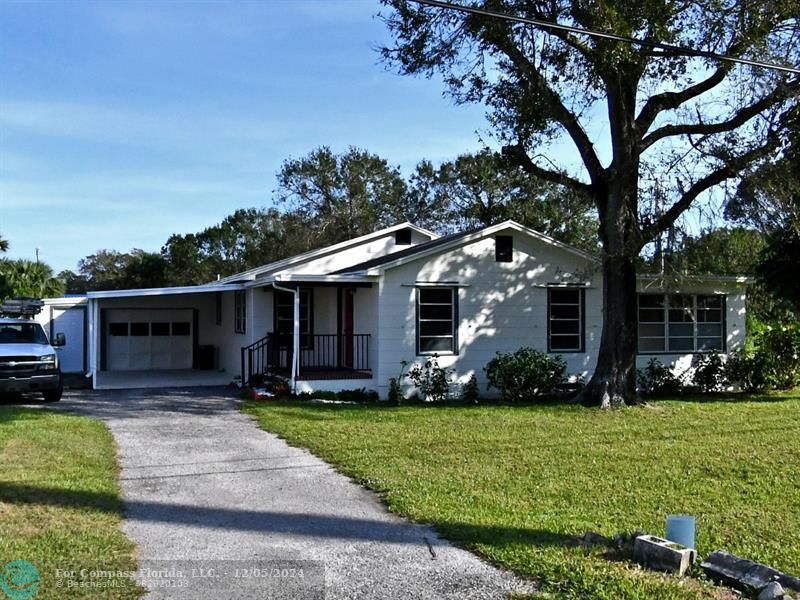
top-left (241, 333), bottom-right (370, 386)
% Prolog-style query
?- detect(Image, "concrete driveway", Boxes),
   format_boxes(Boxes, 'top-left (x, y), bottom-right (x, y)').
top-left (57, 388), bottom-right (534, 599)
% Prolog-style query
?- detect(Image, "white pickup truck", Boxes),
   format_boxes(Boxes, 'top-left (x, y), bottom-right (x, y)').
top-left (0, 299), bottom-right (65, 402)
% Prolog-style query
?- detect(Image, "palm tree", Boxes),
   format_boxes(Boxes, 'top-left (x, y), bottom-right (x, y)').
top-left (0, 234), bottom-right (8, 253)
top-left (0, 259), bottom-right (64, 301)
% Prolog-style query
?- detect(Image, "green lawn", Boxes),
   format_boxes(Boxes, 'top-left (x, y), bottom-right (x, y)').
top-left (244, 392), bottom-right (800, 600)
top-left (0, 406), bottom-right (143, 599)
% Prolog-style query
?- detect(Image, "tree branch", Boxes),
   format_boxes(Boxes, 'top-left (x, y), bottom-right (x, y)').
top-left (635, 66), bottom-right (731, 136)
top-left (640, 83), bottom-right (795, 151)
top-left (641, 133), bottom-right (782, 241)
top-left (488, 30), bottom-right (606, 186)
top-left (501, 144), bottom-right (593, 196)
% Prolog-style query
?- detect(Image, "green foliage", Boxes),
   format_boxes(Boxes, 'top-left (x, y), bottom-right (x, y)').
top-left (336, 388), bottom-right (380, 404)
top-left (427, 149), bottom-right (598, 251)
top-left (0, 259), bottom-right (64, 301)
top-left (484, 347), bottom-right (566, 401)
top-left (637, 358), bottom-right (685, 396)
top-left (406, 354), bottom-right (455, 402)
top-left (460, 373), bottom-right (480, 404)
top-left (691, 351), bottom-right (726, 393)
top-left (245, 391), bottom-right (800, 599)
top-left (59, 248), bottom-right (168, 293)
top-left (0, 234), bottom-right (8, 253)
top-left (727, 323), bottom-right (800, 392)
top-left (387, 377), bottom-right (403, 404)
top-left (276, 146), bottom-right (420, 243)
top-left (757, 227), bottom-right (800, 316)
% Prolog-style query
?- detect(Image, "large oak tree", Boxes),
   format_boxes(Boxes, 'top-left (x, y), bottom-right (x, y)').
top-left (380, 0), bottom-right (799, 407)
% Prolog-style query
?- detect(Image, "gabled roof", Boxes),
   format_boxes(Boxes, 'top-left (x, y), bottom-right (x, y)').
top-left (335, 220), bottom-right (597, 274)
top-left (212, 222), bottom-right (437, 284)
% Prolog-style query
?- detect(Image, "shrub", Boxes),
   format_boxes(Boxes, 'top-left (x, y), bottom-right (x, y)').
top-left (692, 350), bottom-right (726, 393)
top-left (387, 377), bottom-right (403, 404)
top-left (460, 374), bottom-right (480, 404)
top-left (406, 354), bottom-right (455, 402)
top-left (484, 348), bottom-right (566, 402)
top-left (637, 358), bottom-right (684, 396)
top-left (727, 322), bottom-right (800, 392)
top-left (337, 388), bottom-right (379, 404)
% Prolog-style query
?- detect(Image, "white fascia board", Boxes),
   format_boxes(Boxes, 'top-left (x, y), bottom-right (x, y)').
top-left (358, 220), bottom-right (598, 275)
top-left (42, 296), bottom-right (88, 306)
top-left (215, 222), bottom-right (439, 285)
top-left (247, 274), bottom-right (376, 287)
top-left (86, 283), bottom-right (245, 299)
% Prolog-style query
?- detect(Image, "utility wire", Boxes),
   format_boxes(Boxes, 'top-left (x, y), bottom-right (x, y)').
top-left (407, 0), bottom-right (800, 75)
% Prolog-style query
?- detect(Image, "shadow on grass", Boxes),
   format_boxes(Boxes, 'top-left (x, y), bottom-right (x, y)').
top-left (645, 390), bottom-right (800, 404)
top-left (0, 481), bottom-right (582, 551)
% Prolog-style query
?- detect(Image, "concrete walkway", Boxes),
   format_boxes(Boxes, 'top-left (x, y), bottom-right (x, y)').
top-left (58, 388), bottom-right (534, 599)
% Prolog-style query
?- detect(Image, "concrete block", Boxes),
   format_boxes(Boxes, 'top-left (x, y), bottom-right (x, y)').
top-left (633, 534), bottom-right (697, 577)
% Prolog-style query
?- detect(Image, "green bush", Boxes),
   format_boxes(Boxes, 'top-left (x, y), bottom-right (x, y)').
top-left (406, 354), bottom-right (455, 402)
top-left (637, 358), bottom-right (685, 396)
top-left (727, 322), bottom-right (800, 392)
top-left (692, 350), bottom-right (726, 392)
top-left (460, 374), bottom-right (480, 404)
top-left (387, 377), bottom-right (403, 404)
top-left (484, 348), bottom-right (566, 402)
top-left (337, 388), bottom-right (379, 404)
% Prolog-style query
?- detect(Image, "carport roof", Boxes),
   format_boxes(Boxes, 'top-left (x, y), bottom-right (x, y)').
top-left (86, 283), bottom-right (244, 299)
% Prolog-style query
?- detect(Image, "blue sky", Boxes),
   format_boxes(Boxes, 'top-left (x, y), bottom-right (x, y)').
top-left (0, 0), bottom-right (494, 272)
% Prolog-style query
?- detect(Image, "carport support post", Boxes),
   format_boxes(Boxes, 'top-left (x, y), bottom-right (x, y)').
top-left (292, 289), bottom-right (300, 391)
top-left (271, 282), bottom-right (299, 391)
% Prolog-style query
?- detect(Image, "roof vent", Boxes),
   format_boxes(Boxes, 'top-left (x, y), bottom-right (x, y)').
top-left (395, 229), bottom-right (412, 245)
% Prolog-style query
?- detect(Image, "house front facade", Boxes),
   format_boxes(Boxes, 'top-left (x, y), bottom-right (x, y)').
top-left (43, 221), bottom-right (748, 396)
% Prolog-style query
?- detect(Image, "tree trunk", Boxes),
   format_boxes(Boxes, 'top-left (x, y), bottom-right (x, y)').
top-left (578, 251), bottom-right (642, 408)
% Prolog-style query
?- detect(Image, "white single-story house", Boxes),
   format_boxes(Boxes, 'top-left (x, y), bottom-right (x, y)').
top-left (41, 220), bottom-right (749, 396)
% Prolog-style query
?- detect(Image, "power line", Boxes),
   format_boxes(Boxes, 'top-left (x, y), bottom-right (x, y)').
top-left (407, 0), bottom-right (800, 75)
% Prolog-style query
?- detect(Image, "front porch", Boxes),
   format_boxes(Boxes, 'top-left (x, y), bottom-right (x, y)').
top-left (241, 332), bottom-right (372, 385)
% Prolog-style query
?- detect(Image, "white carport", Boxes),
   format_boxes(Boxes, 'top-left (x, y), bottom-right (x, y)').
top-left (86, 284), bottom-right (246, 389)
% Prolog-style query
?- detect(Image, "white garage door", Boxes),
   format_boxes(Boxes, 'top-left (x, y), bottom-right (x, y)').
top-left (106, 309), bottom-right (193, 371)
top-left (52, 308), bottom-right (86, 373)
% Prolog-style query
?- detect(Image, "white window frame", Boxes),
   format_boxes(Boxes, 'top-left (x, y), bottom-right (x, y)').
top-left (547, 287), bottom-right (584, 353)
top-left (637, 294), bottom-right (725, 353)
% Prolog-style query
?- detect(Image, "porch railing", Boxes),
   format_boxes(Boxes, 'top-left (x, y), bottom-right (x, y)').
top-left (241, 333), bottom-right (371, 386)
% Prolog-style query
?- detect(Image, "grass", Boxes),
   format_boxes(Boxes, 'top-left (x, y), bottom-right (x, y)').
top-left (244, 391), bottom-right (800, 599)
top-left (0, 405), bottom-right (143, 599)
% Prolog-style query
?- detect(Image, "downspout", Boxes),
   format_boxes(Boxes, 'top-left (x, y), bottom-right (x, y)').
top-left (86, 298), bottom-right (98, 389)
top-left (271, 282), bottom-right (299, 392)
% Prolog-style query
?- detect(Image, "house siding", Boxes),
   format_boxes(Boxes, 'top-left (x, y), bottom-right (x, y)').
top-left (374, 230), bottom-right (602, 397)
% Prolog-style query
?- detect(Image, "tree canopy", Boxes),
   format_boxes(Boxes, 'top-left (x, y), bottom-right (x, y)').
top-left (380, 0), bottom-right (799, 407)
top-left (0, 259), bottom-right (64, 301)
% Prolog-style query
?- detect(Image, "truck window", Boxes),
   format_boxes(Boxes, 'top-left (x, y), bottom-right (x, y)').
top-left (0, 323), bottom-right (49, 345)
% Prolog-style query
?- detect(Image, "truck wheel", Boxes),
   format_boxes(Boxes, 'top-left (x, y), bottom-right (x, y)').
top-left (43, 386), bottom-right (63, 402)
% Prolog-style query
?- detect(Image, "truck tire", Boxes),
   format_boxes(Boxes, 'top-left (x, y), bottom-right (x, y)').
top-left (42, 385), bottom-right (63, 402)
